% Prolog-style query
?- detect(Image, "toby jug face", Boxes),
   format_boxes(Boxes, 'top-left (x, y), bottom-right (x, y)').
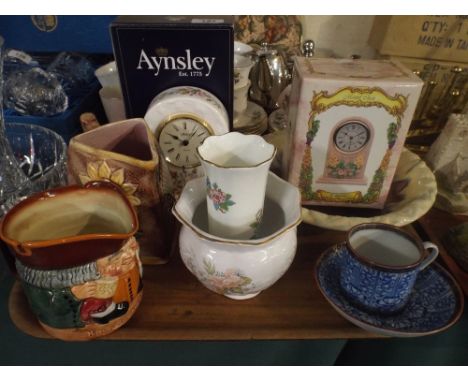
top-left (0, 181), bottom-right (143, 341)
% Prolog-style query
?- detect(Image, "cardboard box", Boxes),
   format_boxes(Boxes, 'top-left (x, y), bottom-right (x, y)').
top-left (0, 16), bottom-right (115, 53)
top-left (284, 57), bottom-right (423, 209)
top-left (370, 16), bottom-right (468, 64)
top-left (384, 55), bottom-right (468, 117)
top-left (111, 16), bottom-right (234, 123)
top-left (384, 55), bottom-right (468, 78)
top-left (0, 16), bottom-right (114, 142)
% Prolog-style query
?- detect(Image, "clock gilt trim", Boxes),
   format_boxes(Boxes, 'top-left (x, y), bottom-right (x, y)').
top-left (156, 113), bottom-right (214, 169)
top-left (317, 117), bottom-right (374, 185)
top-left (156, 113), bottom-right (215, 138)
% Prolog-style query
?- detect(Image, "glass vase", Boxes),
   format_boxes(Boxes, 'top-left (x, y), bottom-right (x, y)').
top-left (0, 35), bottom-right (31, 216)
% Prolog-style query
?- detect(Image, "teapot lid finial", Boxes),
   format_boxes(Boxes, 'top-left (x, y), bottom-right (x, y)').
top-left (302, 40), bottom-right (315, 58)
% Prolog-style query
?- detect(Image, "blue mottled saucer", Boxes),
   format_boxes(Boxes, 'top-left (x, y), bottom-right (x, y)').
top-left (315, 243), bottom-right (464, 337)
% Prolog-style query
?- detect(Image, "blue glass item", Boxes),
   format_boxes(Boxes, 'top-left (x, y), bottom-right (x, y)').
top-left (315, 244), bottom-right (464, 337)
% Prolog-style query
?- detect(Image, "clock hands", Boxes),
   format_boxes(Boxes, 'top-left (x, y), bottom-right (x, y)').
top-left (352, 131), bottom-right (366, 138)
top-left (168, 123), bottom-right (200, 143)
top-left (161, 118), bottom-right (210, 169)
top-left (189, 127), bottom-right (198, 140)
top-left (335, 123), bottom-right (369, 153)
top-left (345, 133), bottom-right (355, 151)
top-left (168, 133), bottom-right (181, 141)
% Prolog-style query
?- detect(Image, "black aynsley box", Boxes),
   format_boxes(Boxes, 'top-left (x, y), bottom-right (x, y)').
top-left (111, 16), bottom-right (234, 123)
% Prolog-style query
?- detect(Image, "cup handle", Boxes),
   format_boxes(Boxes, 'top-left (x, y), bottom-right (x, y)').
top-left (419, 241), bottom-right (439, 270)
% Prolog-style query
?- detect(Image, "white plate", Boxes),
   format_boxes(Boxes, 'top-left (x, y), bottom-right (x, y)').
top-left (233, 101), bottom-right (267, 134)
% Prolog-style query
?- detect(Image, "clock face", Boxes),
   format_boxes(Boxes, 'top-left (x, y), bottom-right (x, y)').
top-left (158, 117), bottom-right (211, 168)
top-left (333, 122), bottom-right (370, 153)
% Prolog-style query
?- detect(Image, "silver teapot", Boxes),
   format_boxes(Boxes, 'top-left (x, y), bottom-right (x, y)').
top-left (249, 42), bottom-right (291, 114)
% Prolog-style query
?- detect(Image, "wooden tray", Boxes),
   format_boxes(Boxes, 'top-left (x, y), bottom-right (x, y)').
top-left (9, 223), bottom-right (392, 341)
top-left (416, 208), bottom-right (468, 296)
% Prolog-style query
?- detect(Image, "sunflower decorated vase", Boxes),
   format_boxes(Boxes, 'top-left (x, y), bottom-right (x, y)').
top-left (68, 118), bottom-right (174, 265)
top-left (0, 181), bottom-right (143, 341)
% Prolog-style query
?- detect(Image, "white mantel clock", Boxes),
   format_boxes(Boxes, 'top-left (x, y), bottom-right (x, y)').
top-left (317, 118), bottom-right (373, 185)
top-left (158, 114), bottom-right (212, 168)
top-left (144, 86), bottom-right (229, 195)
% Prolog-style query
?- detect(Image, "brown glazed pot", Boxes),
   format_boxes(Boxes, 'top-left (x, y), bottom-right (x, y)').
top-left (0, 181), bottom-right (143, 340)
top-left (68, 118), bottom-right (174, 265)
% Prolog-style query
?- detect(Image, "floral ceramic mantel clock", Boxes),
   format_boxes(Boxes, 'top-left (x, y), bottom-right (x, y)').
top-left (144, 86), bottom-right (230, 195)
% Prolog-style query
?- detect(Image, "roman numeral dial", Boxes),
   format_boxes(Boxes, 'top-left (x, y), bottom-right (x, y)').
top-left (158, 117), bottom-right (211, 168)
top-left (333, 122), bottom-right (370, 153)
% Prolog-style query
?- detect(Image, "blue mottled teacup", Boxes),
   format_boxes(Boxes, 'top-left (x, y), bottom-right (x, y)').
top-left (340, 223), bottom-right (438, 315)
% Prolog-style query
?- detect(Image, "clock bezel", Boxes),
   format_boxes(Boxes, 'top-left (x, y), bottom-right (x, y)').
top-left (332, 119), bottom-right (371, 154)
top-left (156, 113), bottom-right (214, 169)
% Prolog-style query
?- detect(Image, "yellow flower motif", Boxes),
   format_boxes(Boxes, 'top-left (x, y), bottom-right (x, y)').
top-left (355, 154), bottom-right (364, 169)
top-left (79, 161), bottom-right (141, 206)
top-left (327, 154), bottom-right (340, 168)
